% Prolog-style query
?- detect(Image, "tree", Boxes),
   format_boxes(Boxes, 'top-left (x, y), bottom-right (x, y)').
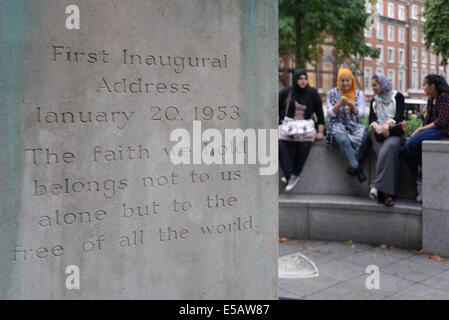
top-left (422, 0), bottom-right (449, 66)
top-left (279, 0), bottom-right (379, 69)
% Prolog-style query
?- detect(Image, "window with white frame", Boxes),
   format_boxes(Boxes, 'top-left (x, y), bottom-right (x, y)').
top-left (377, 23), bottom-right (384, 40)
top-left (365, 43), bottom-right (372, 60)
top-left (422, 70), bottom-right (427, 86)
top-left (412, 69), bottom-right (418, 89)
top-left (388, 47), bottom-right (395, 63)
top-left (412, 47), bottom-right (418, 62)
top-left (431, 53), bottom-right (436, 64)
top-left (422, 34), bottom-right (425, 44)
top-left (422, 48), bottom-right (427, 63)
top-left (398, 70), bottom-right (405, 92)
top-left (412, 5), bottom-right (418, 20)
top-left (365, 0), bottom-right (372, 13)
top-left (377, 67), bottom-right (384, 75)
top-left (430, 68), bottom-right (437, 75)
top-left (412, 27), bottom-right (418, 42)
top-left (398, 49), bottom-right (405, 64)
top-left (421, 7), bottom-right (426, 21)
top-left (388, 69), bottom-right (395, 89)
top-left (398, 5), bottom-right (405, 20)
top-left (364, 67), bottom-right (372, 91)
top-left (365, 27), bottom-right (372, 37)
top-left (398, 28), bottom-right (405, 43)
top-left (388, 25), bottom-right (394, 42)
top-left (388, 2), bottom-right (395, 18)
top-left (376, 45), bottom-right (384, 61)
top-left (377, 0), bottom-right (383, 15)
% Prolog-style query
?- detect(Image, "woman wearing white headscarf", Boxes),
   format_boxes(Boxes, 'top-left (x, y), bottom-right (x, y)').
top-left (368, 74), bottom-right (405, 206)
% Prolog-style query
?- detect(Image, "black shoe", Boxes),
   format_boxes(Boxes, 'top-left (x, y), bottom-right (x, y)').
top-left (346, 167), bottom-right (357, 176)
top-left (355, 168), bottom-right (367, 183)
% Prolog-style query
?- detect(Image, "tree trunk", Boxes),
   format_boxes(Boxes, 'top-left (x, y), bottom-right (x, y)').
top-left (295, 9), bottom-right (305, 69)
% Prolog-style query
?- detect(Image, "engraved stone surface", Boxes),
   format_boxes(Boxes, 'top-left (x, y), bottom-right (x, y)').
top-left (0, 0), bottom-right (278, 299)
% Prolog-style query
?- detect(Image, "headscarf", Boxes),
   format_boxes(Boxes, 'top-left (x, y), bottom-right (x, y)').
top-left (373, 73), bottom-right (396, 124)
top-left (337, 68), bottom-right (356, 103)
top-left (291, 69), bottom-right (311, 104)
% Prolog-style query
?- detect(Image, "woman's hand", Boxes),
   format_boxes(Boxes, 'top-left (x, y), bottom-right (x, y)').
top-left (374, 123), bottom-right (383, 135)
top-left (315, 132), bottom-right (324, 140)
top-left (411, 127), bottom-right (423, 137)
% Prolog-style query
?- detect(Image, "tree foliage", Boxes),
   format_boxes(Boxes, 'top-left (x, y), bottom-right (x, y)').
top-left (279, 0), bottom-right (378, 69)
top-left (422, 0), bottom-right (449, 66)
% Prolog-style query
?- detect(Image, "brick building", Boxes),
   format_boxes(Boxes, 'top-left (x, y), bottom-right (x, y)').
top-left (279, 0), bottom-right (449, 104)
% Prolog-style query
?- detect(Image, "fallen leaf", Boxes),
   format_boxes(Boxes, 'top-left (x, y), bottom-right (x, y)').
top-left (391, 252), bottom-right (396, 256)
top-left (414, 249), bottom-right (424, 255)
top-left (362, 287), bottom-right (367, 291)
top-left (297, 241), bottom-right (307, 245)
top-left (430, 255), bottom-right (447, 262)
top-left (425, 297), bottom-right (432, 301)
top-left (389, 245), bottom-right (395, 249)
top-left (393, 272), bottom-right (398, 276)
top-left (316, 250), bottom-right (324, 254)
top-left (314, 270), bottom-right (320, 275)
top-left (278, 238), bottom-right (289, 243)
top-left (380, 244), bottom-right (388, 249)
top-left (372, 254), bottom-right (377, 259)
top-left (307, 246), bottom-right (313, 250)
top-left (344, 240), bottom-right (354, 245)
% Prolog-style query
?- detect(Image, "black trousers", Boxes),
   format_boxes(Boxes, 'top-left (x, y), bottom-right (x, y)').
top-left (279, 140), bottom-right (313, 179)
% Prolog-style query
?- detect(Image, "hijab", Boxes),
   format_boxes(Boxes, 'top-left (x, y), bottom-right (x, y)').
top-left (337, 68), bottom-right (356, 103)
top-left (291, 69), bottom-right (311, 104)
top-left (373, 73), bottom-right (396, 123)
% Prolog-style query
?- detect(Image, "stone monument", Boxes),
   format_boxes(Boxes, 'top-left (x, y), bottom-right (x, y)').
top-left (0, 0), bottom-right (278, 299)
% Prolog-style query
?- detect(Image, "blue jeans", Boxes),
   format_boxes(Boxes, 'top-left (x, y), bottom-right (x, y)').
top-left (334, 129), bottom-right (371, 169)
top-left (400, 128), bottom-right (442, 179)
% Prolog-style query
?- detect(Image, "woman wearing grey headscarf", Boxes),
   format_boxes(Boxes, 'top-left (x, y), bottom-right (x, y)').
top-left (368, 74), bottom-right (405, 206)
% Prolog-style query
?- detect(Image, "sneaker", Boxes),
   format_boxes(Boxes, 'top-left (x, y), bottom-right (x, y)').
top-left (280, 176), bottom-right (287, 184)
top-left (416, 180), bottom-right (422, 203)
top-left (355, 168), bottom-right (367, 183)
top-left (285, 175), bottom-right (300, 192)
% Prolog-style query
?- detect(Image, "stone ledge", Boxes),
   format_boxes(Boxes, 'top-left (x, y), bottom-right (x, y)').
top-left (280, 194), bottom-right (422, 216)
top-left (422, 140), bottom-right (449, 153)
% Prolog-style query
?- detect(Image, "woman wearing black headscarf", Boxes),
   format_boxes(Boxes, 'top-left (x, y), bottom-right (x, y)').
top-left (279, 69), bottom-right (325, 192)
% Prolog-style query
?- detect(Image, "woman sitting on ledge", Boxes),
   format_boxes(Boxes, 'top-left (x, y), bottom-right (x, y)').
top-left (326, 68), bottom-right (370, 183)
top-left (368, 74), bottom-right (405, 207)
top-left (400, 74), bottom-right (449, 202)
top-left (279, 69), bottom-right (325, 192)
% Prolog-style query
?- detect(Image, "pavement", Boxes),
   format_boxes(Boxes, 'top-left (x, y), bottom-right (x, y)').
top-left (278, 239), bottom-right (449, 300)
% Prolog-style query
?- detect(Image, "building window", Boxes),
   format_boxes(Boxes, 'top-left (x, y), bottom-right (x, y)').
top-left (398, 70), bottom-right (405, 92)
top-left (377, 23), bottom-right (384, 40)
top-left (388, 25), bottom-right (394, 42)
top-left (365, 27), bottom-right (372, 38)
top-left (412, 69), bottom-right (418, 89)
top-left (377, 67), bottom-right (384, 75)
top-left (398, 49), bottom-right (405, 64)
top-left (399, 28), bottom-right (405, 43)
top-left (412, 5), bottom-right (418, 20)
top-left (388, 69), bottom-right (395, 89)
top-left (388, 47), bottom-right (395, 63)
top-left (422, 70), bottom-right (428, 86)
top-left (377, 0), bottom-right (383, 15)
top-left (376, 45), bottom-right (384, 62)
top-left (430, 68), bottom-right (437, 75)
top-left (365, 0), bottom-right (372, 13)
top-left (365, 43), bottom-right (372, 60)
top-left (364, 67), bottom-right (372, 91)
top-left (422, 34), bottom-right (426, 44)
top-left (431, 53), bottom-right (436, 64)
top-left (388, 2), bottom-right (395, 18)
top-left (421, 7), bottom-right (426, 21)
top-left (398, 5), bottom-right (405, 20)
top-left (412, 27), bottom-right (418, 42)
top-left (412, 47), bottom-right (418, 62)
top-left (422, 48), bottom-right (427, 63)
